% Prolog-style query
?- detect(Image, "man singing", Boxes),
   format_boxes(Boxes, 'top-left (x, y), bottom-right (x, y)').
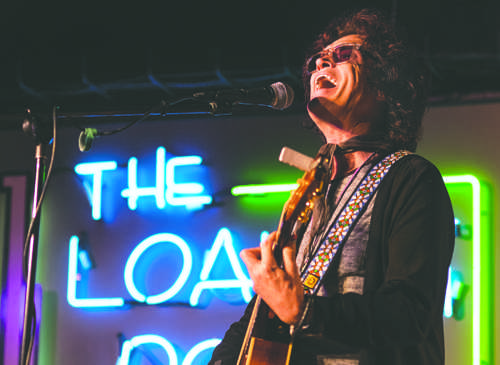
top-left (209, 8), bottom-right (454, 365)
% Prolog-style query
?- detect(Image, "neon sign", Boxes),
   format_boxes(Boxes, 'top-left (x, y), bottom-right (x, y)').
top-left (124, 233), bottom-right (193, 305)
top-left (67, 236), bottom-right (125, 308)
top-left (116, 335), bottom-right (220, 365)
top-left (190, 228), bottom-right (253, 306)
top-left (67, 231), bottom-right (253, 308)
top-left (74, 161), bottom-right (118, 220)
top-left (443, 175), bottom-right (492, 365)
top-left (69, 229), bottom-right (250, 365)
top-left (74, 147), bottom-right (213, 220)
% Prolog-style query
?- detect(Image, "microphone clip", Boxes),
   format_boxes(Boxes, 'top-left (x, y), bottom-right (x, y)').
top-left (78, 128), bottom-right (99, 152)
top-left (22, 109), bottom-right (53, 145)
top-left (208, 100), bottom-right (235, 116)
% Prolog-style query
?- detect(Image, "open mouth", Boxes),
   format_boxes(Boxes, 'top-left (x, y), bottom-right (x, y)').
top-left (315, 75), bottom-right (337, 90)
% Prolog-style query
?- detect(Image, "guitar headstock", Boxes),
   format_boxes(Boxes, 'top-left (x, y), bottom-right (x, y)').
top-left (275, 152), bottom-right (331, 259)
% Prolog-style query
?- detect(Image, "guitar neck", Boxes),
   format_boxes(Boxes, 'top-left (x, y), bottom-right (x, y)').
top-left (237, 147), bottom-right (332, 365)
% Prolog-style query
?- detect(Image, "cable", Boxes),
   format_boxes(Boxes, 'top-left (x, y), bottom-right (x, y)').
top-left (77, 97), bottom-right (198, 152)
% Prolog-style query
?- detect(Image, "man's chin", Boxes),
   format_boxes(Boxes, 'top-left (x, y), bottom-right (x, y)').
top-left (307, 97), bottom-right (339, 120)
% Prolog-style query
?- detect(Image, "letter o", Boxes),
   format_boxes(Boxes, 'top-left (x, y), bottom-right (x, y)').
top-left (124, 233), bottom-right (193, 304)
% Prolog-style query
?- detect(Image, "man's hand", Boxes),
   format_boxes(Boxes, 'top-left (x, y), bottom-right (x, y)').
top-left (240, 231), bottom-right (304, 325)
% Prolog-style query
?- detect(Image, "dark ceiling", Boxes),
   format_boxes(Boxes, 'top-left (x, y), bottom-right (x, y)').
top-left (1, 0), bottom-right (499, 128)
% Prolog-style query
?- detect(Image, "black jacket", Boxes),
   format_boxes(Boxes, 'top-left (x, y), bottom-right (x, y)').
top-left (209, 154), bottom-right (455, 365)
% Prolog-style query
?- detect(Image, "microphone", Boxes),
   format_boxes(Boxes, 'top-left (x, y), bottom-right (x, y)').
top-left (194, 82), bottom-right (295, 113)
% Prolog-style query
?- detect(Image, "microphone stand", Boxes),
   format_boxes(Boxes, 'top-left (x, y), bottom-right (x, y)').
top-left (20, 110), bottom-right (53, 365)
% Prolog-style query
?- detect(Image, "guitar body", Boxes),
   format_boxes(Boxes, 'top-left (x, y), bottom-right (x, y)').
top-left (244, 337), bottom-right (292, 365)
top-left (238, 297), bottom-right (293, 365)
top-left (237, 146), bottom-right (334, 365)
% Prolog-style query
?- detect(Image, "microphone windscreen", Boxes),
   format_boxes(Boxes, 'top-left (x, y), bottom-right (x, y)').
top-left (270, 82), bottom-right (294, 110)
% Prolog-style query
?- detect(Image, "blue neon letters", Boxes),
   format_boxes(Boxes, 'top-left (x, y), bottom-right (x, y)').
top-left (75, 147), bottom-right (212, 220)
top-left (116, 335), bottom-right (221, 365)
top-left (67, 230), bottom-right (253, 308)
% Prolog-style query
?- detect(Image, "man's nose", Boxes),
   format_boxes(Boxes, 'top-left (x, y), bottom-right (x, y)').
top-left (316, 55), bottom-right (336, 71)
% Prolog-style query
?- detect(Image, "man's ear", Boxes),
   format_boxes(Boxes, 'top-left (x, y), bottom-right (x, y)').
top-left (351, 51), bottom-right (363, 65)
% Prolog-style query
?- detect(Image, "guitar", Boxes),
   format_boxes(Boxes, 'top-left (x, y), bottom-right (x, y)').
top-left (237, 146), bottom-right (332, 365)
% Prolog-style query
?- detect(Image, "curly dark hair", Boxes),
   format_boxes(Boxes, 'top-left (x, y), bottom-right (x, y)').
top-left (303, 9), bottom-right (427, 152)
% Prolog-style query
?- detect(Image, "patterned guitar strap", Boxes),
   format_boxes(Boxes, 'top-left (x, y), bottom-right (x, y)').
top-left (300, 150), bottom-right (410, 296)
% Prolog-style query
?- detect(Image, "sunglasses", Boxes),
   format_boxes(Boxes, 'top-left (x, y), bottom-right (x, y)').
top-left (305, 43), bottom-right (361, 75)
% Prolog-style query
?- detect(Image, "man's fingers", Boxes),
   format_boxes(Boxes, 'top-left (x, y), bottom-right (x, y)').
top-left (239, 247), bottom-right (261, 267)
top-left (282, 240), bottom-right (299, 278)
top-left (260, 232), bottom-right (278, 269)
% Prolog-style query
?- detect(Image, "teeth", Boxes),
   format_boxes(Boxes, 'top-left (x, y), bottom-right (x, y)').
top-left (315, 75), bottom-right (337, 90)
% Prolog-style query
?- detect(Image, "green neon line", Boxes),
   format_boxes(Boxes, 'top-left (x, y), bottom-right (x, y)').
top-left (231, 183), bottom-right (298, 196)
top-left (444, 175), bottom-right (485, 365)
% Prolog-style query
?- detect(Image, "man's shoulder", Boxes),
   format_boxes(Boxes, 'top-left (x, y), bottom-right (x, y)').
top-left (374, 152), bottom-right (448, 202)
top-left (384, 152), bottom-right (443, 181)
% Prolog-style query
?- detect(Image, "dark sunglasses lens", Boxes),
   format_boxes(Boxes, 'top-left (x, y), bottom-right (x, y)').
top-left (334, 46), bottom-right (354, 62)
top-left (307, 45), bottom-right (356, 73)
